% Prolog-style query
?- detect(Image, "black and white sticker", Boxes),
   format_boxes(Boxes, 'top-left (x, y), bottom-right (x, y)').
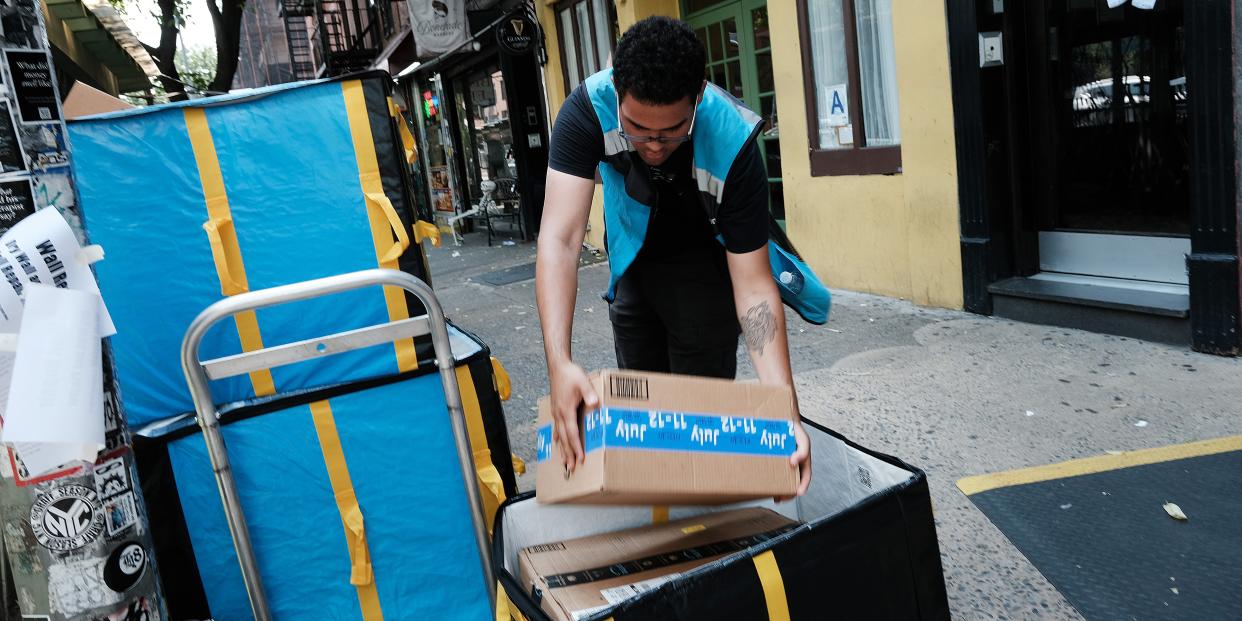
top-left (93, 456), bottom-right (130, 500)
top-left (103, 541), bottom-right (147, 593)
top-left (29, 484), bottom-right (104, 551)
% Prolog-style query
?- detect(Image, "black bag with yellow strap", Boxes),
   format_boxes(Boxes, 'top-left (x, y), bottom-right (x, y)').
top-left (492, 421), bottom-right (949, 621)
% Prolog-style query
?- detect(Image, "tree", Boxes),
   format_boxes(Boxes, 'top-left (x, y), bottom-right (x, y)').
top-left (204, 0), bottom-right (246, 93)
top-left (176, 45), bottom-right (216, 93)
top-left (111, 0), bottom-right (245, 100)
top-left (123, 0), bottom-right (188, 99)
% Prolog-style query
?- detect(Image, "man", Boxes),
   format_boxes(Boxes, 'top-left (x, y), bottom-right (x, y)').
top-left (535, 16), bottom-right (815, 496)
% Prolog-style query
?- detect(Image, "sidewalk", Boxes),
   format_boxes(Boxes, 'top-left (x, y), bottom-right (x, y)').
top-left (428, 234), bottom-right (1242, 620)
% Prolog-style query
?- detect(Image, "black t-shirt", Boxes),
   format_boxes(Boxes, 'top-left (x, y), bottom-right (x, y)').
top-left (548, 86), bottom-right (769, 260)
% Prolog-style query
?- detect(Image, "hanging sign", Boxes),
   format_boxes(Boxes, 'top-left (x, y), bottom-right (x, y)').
top-left (409, 0), bottom-right (469, 58)
top-left (496, 13), bottom-right (536, 55)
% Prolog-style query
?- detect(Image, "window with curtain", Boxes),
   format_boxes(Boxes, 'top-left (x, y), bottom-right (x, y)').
top-left (799, 0), bottom-right (901, 175)
top-left (556, 0), bottom-right (618, 94)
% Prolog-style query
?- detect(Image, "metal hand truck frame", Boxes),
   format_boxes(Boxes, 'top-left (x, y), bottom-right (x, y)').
top-left (179, 268), bottom-right (494, 621)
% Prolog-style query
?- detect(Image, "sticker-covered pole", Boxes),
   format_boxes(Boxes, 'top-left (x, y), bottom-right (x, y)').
top-left (0, 0), bottom-right (168, 619)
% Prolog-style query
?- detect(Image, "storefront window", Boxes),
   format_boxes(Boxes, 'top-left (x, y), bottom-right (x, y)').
top-left (420, 86), bottom-right (456, 213)
top-left (799, 0), bottom-right (902, 175)
top-left (467, 68), bottom-right (517, 183)
top-left (556, 0), bottom-right (617, 92)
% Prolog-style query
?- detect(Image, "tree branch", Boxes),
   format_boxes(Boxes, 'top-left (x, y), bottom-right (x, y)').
top-left (144, 0), bottom-right (187, 100)
top-left (207, 0), bottom-right (245, 92)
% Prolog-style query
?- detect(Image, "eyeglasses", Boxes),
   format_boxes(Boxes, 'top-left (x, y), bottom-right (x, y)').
top-left (618, 100), bottom-right (698, 145)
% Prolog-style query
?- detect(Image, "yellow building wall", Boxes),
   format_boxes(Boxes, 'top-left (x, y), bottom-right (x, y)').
top-left (769, 0), bottom-right (963, 309)
top-left (536, 0), bottom-right (681, 250)
top-left (535, 1), bottom-right (962, 308)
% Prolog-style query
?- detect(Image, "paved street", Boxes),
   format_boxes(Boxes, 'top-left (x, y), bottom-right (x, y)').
top-left (429, 232), bottom-right (1242, 621)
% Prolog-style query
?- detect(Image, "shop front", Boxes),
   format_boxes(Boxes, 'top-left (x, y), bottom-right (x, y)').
top-left (948, 0), bottom-right (1239, 353)
top-left (534, 0), bottom-right (1238, 353)
top-left (399, 4), bottom-right (549, 243)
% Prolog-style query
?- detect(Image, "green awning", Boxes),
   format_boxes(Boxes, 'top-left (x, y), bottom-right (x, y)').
top-left (45, 0), bottom-right (157, 93)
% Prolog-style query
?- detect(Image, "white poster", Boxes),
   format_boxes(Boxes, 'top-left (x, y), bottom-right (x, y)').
top-left (2, 285), bottom-right (106, 476)
top-left (0, 206), bottom-right (113, 335)
top-left (410, 0), bottom-right (469, 59)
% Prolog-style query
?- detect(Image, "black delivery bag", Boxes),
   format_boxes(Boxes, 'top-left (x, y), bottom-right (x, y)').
top-left (494, 421), bottom-right (949, 620)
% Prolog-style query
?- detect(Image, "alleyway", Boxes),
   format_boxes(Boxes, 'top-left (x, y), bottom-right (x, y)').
top-left (429, 233), bottom-right (1242, 621)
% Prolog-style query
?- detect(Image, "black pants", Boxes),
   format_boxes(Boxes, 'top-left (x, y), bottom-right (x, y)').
top-left (609, 245), bottom-right (741, 379)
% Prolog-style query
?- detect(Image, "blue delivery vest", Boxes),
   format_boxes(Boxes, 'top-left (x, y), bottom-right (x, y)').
top-left (583, 69), bottom-right (830, 325)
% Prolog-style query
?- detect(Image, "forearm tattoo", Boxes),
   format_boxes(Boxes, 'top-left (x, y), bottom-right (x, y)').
top-left (742, 300), bottom-right (776, 356)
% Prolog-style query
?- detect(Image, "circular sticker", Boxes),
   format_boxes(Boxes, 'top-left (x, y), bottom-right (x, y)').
top-left (104, 542), bottom-right (148, 592)
top-left (28, 484), bottom-right (105, 551)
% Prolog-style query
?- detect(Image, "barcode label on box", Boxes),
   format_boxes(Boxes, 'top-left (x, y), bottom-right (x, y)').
top-left (599, 573), bottom-right (681, 604)
top-left (571, 604), bottom-right (611, 620)
top-left (568, 574), bottom-right (682, 620)
top-left (609, 375), bottom-right (648, 400)
top-left (528, 542), bottom-right (567, 554)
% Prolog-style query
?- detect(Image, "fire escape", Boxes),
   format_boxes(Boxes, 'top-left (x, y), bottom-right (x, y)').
top-left (281, 0), bottom-right (409, 79)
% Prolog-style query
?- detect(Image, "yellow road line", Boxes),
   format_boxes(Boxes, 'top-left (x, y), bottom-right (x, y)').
top-left (957, 435), bottom-right (1242, 496)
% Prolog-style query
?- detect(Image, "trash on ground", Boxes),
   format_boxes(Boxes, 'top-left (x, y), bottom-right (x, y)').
top-left (1163, 502), bottom-right (1188, 521)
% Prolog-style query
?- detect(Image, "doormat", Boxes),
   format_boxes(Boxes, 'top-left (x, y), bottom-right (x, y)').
top-left (477, 262), bottom-right (537, 286)
top-left (958, 436), bottom-right (1242, 619)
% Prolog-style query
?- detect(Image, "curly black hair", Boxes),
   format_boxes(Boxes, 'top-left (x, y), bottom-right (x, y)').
top-left (612, 16), bottom-right (706, 105)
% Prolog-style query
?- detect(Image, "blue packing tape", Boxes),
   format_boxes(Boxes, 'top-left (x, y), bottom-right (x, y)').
top-left (536, 407), bottom-right (795, 462)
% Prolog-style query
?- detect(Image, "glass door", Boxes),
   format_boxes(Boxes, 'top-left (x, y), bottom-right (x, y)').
top-left (1023, 0), bottom-right (1189, 285)
top-left (687, 0), bottom-right (784, 222)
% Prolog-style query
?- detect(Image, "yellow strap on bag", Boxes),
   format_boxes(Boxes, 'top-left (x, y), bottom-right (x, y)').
top-left (388, 97), bottom-right (418, 164)
top-left (343, 80), bottom-right (417, 373)
top-left (496, 583), bottom-right (531, 621)
top-left (652, 506), bottom-right (669, 524)
top-left (484, 356), bottom-right (528, 479)
top-left (184, 108), bottom-right (276, 397)
top-left (752, 550), bottom-right (791, 621)
top-left (200, 215), bottom-right (247, 296)
top-left (456, 364), bottom-right (507, 531)
top-left (490, 356), bottom-right (512, 401)
top-left (363, 190), bottom-right (411, 264)
top-left (414, 220), bottom-right (441, 247)
top-left (310, 400), bottom-right (384, 620)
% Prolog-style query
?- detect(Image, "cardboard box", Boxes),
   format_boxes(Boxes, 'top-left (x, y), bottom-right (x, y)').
top-left (536, 370), bottom-right (799, 505)
top-left (519, 507), bottom-right (798, 621)
top-left (62, 81), bottom-right (133, 118)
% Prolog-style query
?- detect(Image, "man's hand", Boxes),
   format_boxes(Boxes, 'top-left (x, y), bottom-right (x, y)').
top-left (535, 169), bottom-right (597, 472)
top-left (550, 360), bottom-right (599, 473)
top-left (775, 420), bottom-right (811, 502)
